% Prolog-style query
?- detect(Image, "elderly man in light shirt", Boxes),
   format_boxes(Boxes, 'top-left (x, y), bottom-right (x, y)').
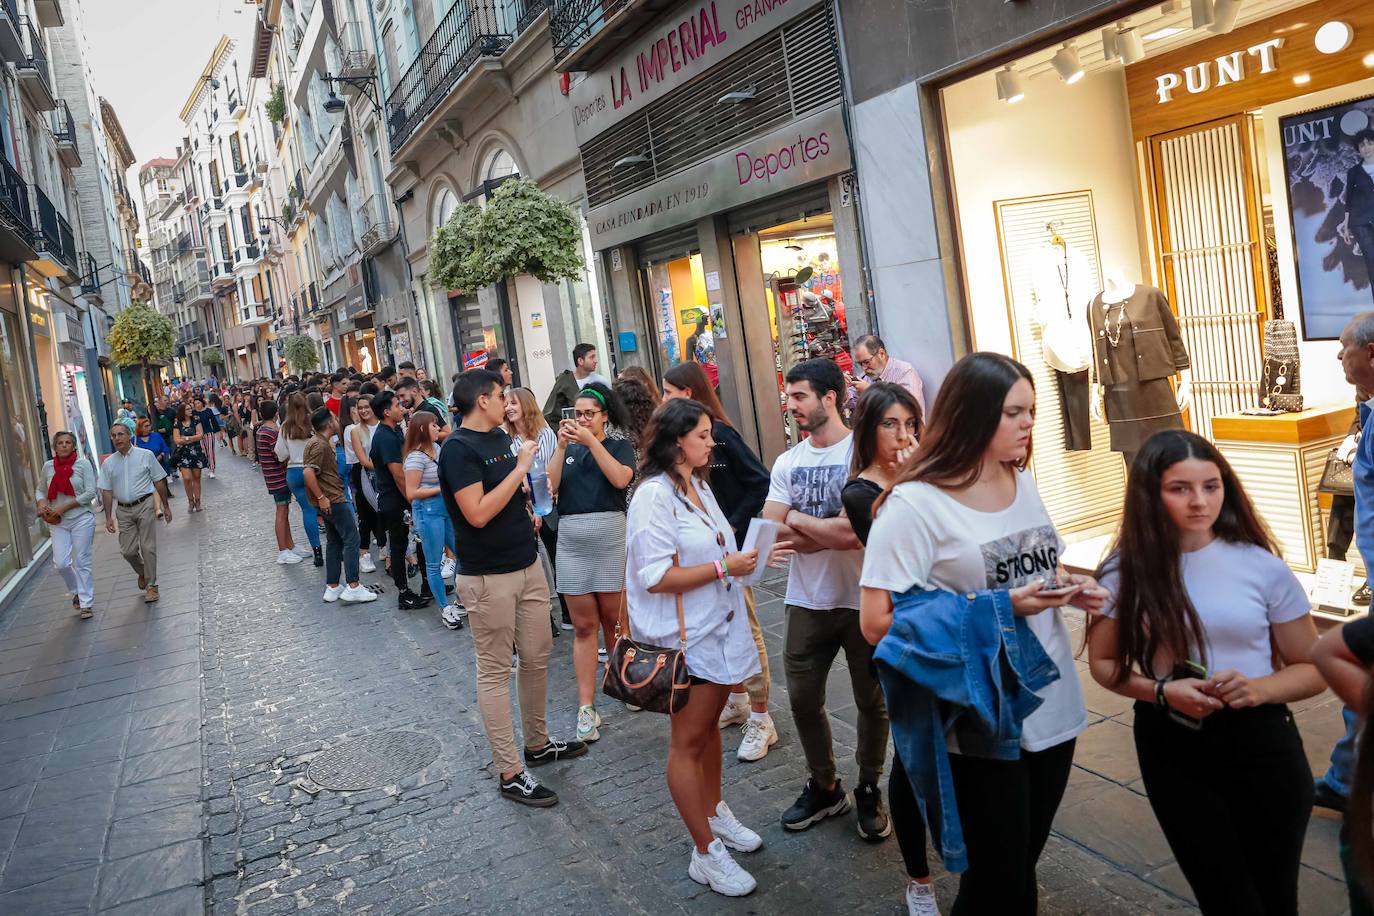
top-left (98, 423), bottom-right (173, 603)
top-left (850, 335), bottom-right (925, 413)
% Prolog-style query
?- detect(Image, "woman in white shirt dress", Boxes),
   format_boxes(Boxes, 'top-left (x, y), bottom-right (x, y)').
top-left (626, 398), bottom-right (783, 898)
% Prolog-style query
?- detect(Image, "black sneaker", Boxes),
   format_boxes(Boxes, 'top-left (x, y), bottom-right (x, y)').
top-left (854, 782), bottom-right (892, 841)
top-left (1314, 779), bottom-right (1348, 813)
top-left (312, 546), bottom-right (324, 568)
top-left (499, 770), bottom-right (558, 807)
top-left (1355, 584), bottom-right (1372, 608)
top-left (782, 778), bottom-right (852, 831)
top-left (524, 737), bottom-right (589, 767)
top-left (398, 589), bottom-right (432, 610)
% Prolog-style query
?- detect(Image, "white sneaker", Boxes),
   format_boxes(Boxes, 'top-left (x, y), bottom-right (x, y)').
top-left (708, 801), bottom-right (762, 852)
top-left (277, 550), bottom-right (303, 565)
top-left (905, 880), bottom-right (939, 916)
top-left (207, 470), bottom-right (216, 478)
top-left (340, 584), bottom-right (378, 603)
top-left (359, 554), bottom-right (376, 573)
top-left (441, 604), bottom-right (464, 629)
top-left (737, 717), bottom-right (779, 762)
top-left (323, 585), bottom-right (344, 602)
top-left (718, 696), bottom-right (749, 728)
top-left (688, 839), bottom-right (756, 897)
top-left (440, 556), bottom-right (456, 580)
top-left (576, 704), bottom-right (601, 743)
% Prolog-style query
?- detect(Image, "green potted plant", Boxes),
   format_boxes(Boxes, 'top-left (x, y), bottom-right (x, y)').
top-left (280, 334), bottom-right (320, 374)
top-left (108, 302), bottom-right (175, 409)
top-left (266, 83), bottom-right (286, 124)
top-left (430, 177), bottom-right (584, 291)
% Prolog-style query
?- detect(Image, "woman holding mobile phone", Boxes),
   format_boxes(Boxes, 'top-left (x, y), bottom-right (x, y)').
top-left (858, 352), bottom-right (1103, 915)
top-left (548, 382), bottom-right (636, 744)
top-left (1087, 429), bottom-right (1323, 916)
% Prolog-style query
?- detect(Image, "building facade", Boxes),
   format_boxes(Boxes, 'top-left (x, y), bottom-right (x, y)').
top-left (379, 0), bottom-right (608, 397)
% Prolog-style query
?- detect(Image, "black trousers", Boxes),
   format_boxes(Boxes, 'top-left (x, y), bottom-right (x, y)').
top-left (889, 749), bottom-right (930, 880)
top-left (349, 464), bottom-right (385, 552)
top-left (1055, 369), bottom-right (1092, 451)
top-left (1356, 224), bottom-right (1374, 305)
top-left (1134, 702), bottom-right (1311, 916)
top-left (948, 738), bottom-right (1076, 916)
top-left (380, 507), bottom-right (410, 593)
top-left (1329, 493), bottom-right (1356, 561)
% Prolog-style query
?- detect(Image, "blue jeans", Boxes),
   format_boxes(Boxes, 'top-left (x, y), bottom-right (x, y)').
top-left (1321, 705), bottom-right (1359, 797)
top-left (322, 501), bottom-right (360, 586)
top-left (411, 496), bottom-right (454, 605)
top-left (286, 467), bottom-right (320, 549)
top-left (336, 447), bottom-right (354, 508)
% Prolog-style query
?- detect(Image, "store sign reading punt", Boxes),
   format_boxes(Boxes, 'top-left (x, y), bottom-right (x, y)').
top-left (586, 104), bottom-right (850, 249)
top-left (570, 0), bottom-right (826, 145)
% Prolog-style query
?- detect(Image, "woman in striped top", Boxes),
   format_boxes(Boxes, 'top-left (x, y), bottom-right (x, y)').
top-left (506, 387), bottom-right (565, 633)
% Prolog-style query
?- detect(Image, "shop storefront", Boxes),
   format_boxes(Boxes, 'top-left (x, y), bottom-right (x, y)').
top-left (925, 0), bottom-right (1374, 609)
top-left (578, 0), bottom-right (867, 462)
top-left (0, 266), bottom-right (51, 595)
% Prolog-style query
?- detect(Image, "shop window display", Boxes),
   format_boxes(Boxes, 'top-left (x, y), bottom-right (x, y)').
top-left (0, 310), bottom-right (43, 551)
top-left (641, 253), bottom-right (719, 385)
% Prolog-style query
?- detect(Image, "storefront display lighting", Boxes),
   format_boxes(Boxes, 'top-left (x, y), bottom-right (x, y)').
top-left (1052, 44), bottom-right (1085, 84)
top-left (995, 65), bottom-right (1025, 103)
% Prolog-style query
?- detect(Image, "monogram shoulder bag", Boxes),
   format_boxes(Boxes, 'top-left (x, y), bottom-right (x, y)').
top-left (601, 554), bottom-right (691, 715)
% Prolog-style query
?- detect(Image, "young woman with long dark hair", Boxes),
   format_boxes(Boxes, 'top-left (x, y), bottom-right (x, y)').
top-left (613, 373), bottom-right (660, 451)
top-left (346, 395), bottom-right (382, 573)
top-left (859, 351), bottom-right (1105, 916)
top-left (505, 387), bottom-right (567, 634)
top-left (277, 391), bottom-right (324, 567)
top-left (662, 360), bottom-right (777, 762)
top-left (1088, 430), bottom-right (1323, 915)
top-left (405, 412), bottom-right (463, 630)
top-left (172, 401), bottom-right (209, 512)
top-left (841, 383), bottom-right (933, 915)
top-left (626, 397), bottom-right (778, 897)
top-left (548, 381), bottom-right (636, 743)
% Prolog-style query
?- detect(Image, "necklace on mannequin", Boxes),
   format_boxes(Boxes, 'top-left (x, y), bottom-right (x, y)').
top-left (1104, 298), bottom-right (1128, 348)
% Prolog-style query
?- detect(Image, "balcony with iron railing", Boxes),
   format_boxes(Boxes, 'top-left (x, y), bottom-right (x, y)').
top-left (385, 0), bottom-right (520, 154)
top-left (339, 20), bottom-right (374, 78)
top-left (0, 0), bottom-right (24, 72)
top-left (210, 257), bottom-right (235, 289)
top-left (51, 99), bottom-right (78, 166)
top-left (29, 184), bottom-right (76, 279)
top-left (550, 0), bottom-right (674, 71)
top-left (78, 252), bottom-right (100, 300)
top-left (16, 16), bottom-right (54, 111)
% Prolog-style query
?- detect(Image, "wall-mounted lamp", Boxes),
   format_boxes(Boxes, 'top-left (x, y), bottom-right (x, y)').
top-left (717, 88), bottom-right (756, 104)
top-left (1051, 44), bottom-right (1085, 84)
top-left (613, 153), bottom-right (651, 169)
top-left (1117, 27), bottom-right (1146, 64)
top-left (318, 73), bottom-right (381, 116)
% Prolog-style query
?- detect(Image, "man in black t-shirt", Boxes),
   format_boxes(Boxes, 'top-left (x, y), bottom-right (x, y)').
top-left (440, 369), bottom-right (587, 807)
top-left (370, 391), bottom-right (429, 610)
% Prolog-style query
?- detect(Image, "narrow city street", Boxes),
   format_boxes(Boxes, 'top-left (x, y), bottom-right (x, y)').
top-left (0, 456), bottom-right (1352, 914)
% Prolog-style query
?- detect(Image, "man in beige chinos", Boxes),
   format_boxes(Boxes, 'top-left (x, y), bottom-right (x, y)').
top-left (98, 423), bottom-right (173, 602)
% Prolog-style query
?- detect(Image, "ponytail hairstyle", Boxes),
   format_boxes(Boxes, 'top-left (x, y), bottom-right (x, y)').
top-left (1090, 429), bottom-right (1277, 684)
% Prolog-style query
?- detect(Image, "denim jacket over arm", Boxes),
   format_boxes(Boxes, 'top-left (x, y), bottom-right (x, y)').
top-left (874, 587), bottom-right (1060, 873)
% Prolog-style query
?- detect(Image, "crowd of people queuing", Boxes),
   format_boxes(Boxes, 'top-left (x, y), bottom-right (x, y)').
top-left (32, 324), bottom-right (1374, 916)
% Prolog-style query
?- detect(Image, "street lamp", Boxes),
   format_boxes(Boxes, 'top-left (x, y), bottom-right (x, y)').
top-left (318, 73), bottom-right (381, 116)
top-left (258, 215), bottom-right (292, 238)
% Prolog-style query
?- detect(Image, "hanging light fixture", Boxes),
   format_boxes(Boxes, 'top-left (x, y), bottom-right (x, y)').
top-left (1101, 27), bottom-right (1120, 61)
top-left (995, 66), bottom-right (1026, 104)
top-left (1192, 0), bottom-right (1215, 29)
top-left (1051, 44), bottom-right (1085, 84)
top-left (1209, 0), bottom-right (1242, 33)
top-left (1118, 27), bottom-right (1147, 64)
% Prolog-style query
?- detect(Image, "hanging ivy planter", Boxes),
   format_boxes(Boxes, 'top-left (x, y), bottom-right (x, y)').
top-left (429, 177), bottom-right (584, 292)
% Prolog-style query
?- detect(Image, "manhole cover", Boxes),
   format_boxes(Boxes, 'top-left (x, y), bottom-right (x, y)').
top-left (306, 731), bottom-right (442, 790)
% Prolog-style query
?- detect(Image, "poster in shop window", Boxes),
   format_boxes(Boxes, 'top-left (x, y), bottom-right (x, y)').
top-left (1281, 94), bottom-right (1374, 340)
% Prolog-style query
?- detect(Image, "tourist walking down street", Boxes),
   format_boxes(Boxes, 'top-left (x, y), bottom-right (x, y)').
top-left (371, 391), bottom-right (428, 609)
top-left (302, 407), bottom-right (377, 605)
top-left (504, 386), bottom-right (566, 631)
top-left (764, 358), bottom-right (890, 840)
top-left (172, 401), bottom-right (209, 513)
top-left (277, 392), bottom-right (324, 568)
top-left (98, 422), bottom-right (172, 603)
top-left (662, 361), bottom-right (777, 762)
top-left (1088, 430), bottom-right (1323, 915)
top-left (840, 383), bottom-right (933, 914)
top-left (405, 411), bottom-right (463, 629)
top-left (626, 398), bottom-right (778, 897)
top-left (36, 431), bottom-right (98, 619)
top-left (548, 381), bottom-right (636, 744)
top-left (256, 401), bottom-right (301, 564)
top-left (859, 352), bottom-right (1102, 915)
top-left (442, 368), bottom-right (587, 807)
top-left (197, 394), bottom-right (221, 478)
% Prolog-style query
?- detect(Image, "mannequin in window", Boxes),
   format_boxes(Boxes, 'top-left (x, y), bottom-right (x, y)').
top-left (1338, 129), bottom-right (1374, 304)
top-left (1087, 269), bottom-right (1192, 468)
top-left (1030, 231), bottom-right (1095, 451)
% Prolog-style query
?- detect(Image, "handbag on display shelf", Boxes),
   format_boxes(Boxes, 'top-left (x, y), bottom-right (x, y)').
top-left (601, 556), bottom-right (691, 715)
top-left (1318, 444), bottom-right (1356, 497)
top-left (1260, 319), bottom-right (1302, 412)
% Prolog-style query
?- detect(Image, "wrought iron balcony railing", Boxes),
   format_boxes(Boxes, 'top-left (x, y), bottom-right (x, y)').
top-left (550, 0), bottom-right (625, 62)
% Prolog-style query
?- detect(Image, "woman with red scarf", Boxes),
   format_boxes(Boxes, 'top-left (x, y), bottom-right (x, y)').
top-left (35, 431), bottom-right (99, 618)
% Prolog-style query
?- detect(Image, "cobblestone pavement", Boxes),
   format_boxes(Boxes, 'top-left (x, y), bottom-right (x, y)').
top-left (0, 455), bottom-right (1354, 914)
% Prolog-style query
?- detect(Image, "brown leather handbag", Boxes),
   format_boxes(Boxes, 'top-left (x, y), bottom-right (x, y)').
top-left (601, 557), bottom-right (691, 715)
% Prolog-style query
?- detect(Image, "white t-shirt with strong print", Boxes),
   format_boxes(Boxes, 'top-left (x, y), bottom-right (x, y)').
top-left (861, 469), bottom-right (1088, 753)
top-left (767, 433), bottom-right (864, 611)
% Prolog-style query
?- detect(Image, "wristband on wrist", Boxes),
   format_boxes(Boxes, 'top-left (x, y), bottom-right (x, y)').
top-left (713, 560), bottom-right (724, 581)
top-left (721, 558), bottom-right (730, 579)
top-left (1155, 678), bottom-right (1170, 709)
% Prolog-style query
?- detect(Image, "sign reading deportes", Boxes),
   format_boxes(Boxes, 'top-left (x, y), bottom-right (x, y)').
top-left (569, 0), bottom-right (826, 145)
top-left (585, 105), bottom-right (850, 248)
